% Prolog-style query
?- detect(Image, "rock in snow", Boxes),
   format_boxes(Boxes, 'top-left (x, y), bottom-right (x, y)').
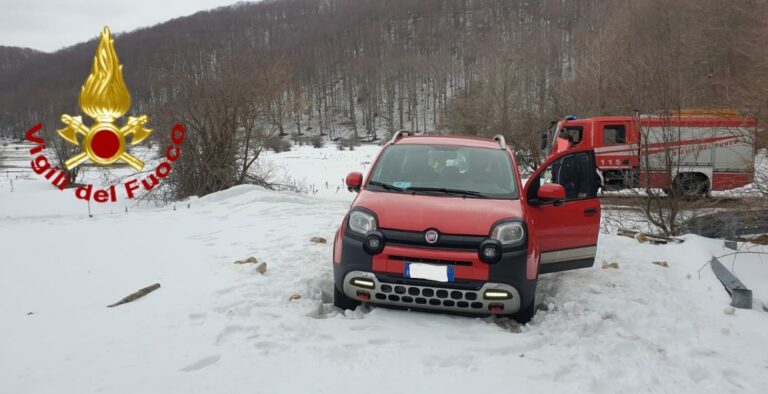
top-left (255, 262), bottom-right (267, 274)
top-left (310, 236), bottom-right (327, 244)
top-left (602, 261), bottom-right (620, 269)
top-left (235, 256), bottom-right (259, 264)
top-left (234, 256), bottom-right (266, 273)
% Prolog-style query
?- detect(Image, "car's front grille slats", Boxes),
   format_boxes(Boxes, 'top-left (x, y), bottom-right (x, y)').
top-left (381, 229), bottom-right (485, 250)
top-left (388, 255), bottom-right (472, 266)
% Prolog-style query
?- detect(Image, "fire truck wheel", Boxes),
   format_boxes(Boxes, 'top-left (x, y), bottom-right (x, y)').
top-left (672, 173), bottom-right (709, 199)
top-left (333, 284), bottom-right (361, 311)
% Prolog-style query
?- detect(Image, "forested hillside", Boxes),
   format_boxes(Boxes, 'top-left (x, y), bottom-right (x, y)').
top-left (2, 0), bottom-right (766, 155)
top-left (0, 46), bottom-right (45, 74)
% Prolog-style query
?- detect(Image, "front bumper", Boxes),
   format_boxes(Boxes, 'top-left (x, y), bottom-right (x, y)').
top-left (342, 270), bottom-right (521, 314)
top-left (334, 231), bottom-right (536, 315)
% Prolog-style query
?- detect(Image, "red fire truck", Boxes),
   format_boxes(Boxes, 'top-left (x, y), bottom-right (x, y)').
top-left (544, 112), bottom-right (757, 196)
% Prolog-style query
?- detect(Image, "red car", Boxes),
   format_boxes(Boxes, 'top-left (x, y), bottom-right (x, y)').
top-left (333, 131), bottom-right (601, 322)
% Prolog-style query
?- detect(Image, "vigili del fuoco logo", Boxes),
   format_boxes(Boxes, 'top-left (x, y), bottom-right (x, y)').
top-left (23, 26), bottom-right (184, 203)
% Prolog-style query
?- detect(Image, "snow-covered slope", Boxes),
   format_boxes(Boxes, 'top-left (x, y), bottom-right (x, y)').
top-left (1, 143), bottom-right (768, 394)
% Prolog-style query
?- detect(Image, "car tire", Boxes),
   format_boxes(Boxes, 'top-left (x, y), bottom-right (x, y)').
top-left (333, 284), bottom-right (361, 311)
top-left (512, 299), bottom-right (536, 324)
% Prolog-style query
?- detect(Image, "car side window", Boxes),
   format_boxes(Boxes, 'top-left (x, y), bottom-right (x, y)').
top-left (538, 152), bottom-right (598, 201)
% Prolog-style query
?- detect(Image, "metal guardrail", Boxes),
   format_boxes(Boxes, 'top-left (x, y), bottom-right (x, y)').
top-left (710, 257), bottom-right (753, 309)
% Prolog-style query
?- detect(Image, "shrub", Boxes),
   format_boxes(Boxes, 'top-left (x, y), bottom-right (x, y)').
top-left (266, 136), bottom-right (292, 153)
top-left (290, 132), bottom-right (301, 144)
top-left (342, 135), bottom-right (360, 151)
top-left (310, 134), bottom-right (325, 148)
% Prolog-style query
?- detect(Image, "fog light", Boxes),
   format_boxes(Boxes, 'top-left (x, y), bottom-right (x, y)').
top-left (350, 277), bottom-right (375, 289)
top-left (478, 239), bottom-right (502, 264)
top-left (483, 290), bottom-right (512, 300)
top-left (363, 230), bottom-right (385, 254)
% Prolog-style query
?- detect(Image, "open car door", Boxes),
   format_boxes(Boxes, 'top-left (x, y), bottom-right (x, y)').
top-left (524, 147), bottom-right (601, 274)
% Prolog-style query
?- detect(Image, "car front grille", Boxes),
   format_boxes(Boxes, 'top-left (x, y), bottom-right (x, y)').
top-left (387, 255), bottom-right (472, 266)
top-left (380, 228), bottom-right (485, 250)
top-left (375, 283), bottom-right (483, 309)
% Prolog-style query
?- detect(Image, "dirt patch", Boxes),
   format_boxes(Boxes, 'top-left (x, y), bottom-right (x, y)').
top-left (738, 234), bottom-right (768, 245)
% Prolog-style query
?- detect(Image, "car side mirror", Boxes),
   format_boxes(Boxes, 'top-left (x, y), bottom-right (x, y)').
top-left (346, 171), bottom-right (363, 192)
top-left (537, 183), bottom-right (566, 204)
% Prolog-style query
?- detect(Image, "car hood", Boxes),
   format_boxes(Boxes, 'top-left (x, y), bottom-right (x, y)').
top-left (353, 190), bottom-right (524, 235)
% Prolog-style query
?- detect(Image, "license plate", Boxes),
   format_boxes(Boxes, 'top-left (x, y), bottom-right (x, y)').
top-left (404, 262), bottom-right (455, 282)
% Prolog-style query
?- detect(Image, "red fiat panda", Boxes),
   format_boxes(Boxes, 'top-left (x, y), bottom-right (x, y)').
top-left (332, 131), bottom-right (601, 322)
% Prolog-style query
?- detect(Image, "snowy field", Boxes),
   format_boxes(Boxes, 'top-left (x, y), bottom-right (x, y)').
top-left (1, 141), bottom-right (768, 394)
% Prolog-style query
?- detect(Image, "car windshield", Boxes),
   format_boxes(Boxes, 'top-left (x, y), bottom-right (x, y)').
top-left (367, 144), bottom-right (518, 199)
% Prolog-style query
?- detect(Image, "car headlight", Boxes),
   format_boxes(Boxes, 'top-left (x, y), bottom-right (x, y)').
top-left (349, 211), bottom-right (377, 234)
top-left (491, 222), bottom-right (525, 246)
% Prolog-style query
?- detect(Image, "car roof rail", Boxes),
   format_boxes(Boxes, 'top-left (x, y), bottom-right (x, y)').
top-left (389, 129), bottom-right (414, 145)
top-left (493, 134), bottom-right (506, 150)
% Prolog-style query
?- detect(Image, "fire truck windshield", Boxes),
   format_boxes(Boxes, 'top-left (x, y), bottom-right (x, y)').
top-left (560, 126), bottom-right (584, 145)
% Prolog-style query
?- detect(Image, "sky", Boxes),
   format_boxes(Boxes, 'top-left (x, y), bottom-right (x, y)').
top-left (0, 0), bottom-right (248, 52)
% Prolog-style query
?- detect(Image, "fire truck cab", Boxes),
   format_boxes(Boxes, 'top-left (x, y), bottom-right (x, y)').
top-left (545, 113), bottom-right (757, 196)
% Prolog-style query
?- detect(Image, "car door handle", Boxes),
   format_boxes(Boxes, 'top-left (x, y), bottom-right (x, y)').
top-left (584, 207), bottom-right (598, 217)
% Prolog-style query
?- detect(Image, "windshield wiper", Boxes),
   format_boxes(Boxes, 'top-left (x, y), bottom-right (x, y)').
top-left (405, 186), bottom-right (487, 198)
top-left (368, 180), bottom-right (405, 192)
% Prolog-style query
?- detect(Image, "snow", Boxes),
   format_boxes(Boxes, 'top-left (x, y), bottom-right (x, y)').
top-left (717, 244), bottom-right (768, 307)
top-left (726, 148), bottom-right (768, 197)
top-left (2, 141), bottom-right (768, 394)
top-left (261, 143), bottom-right (380, 201)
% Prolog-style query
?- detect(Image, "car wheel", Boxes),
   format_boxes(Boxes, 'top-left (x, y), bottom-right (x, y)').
top-left (333, 284), bottom-right (361, 311)
top-left (511, 299), bottom-right (536, 324)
